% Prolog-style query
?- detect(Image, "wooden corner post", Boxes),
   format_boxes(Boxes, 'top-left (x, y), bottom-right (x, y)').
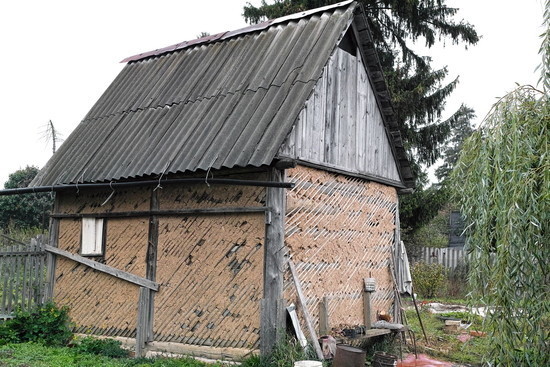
top-left (261, 168), bottom-right (286, 355)
top-left (136, 188), bottom-right (159, 357)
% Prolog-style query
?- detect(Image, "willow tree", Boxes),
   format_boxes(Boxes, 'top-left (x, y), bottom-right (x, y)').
top-left (452, 4), bottom-right (549, 363)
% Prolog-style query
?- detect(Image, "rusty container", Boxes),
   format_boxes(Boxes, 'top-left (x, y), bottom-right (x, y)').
top-left (332, 345), bottom-right (366, 367)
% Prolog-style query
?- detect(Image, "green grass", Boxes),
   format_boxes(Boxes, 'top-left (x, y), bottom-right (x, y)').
top-left (0, 343), bottom-right (226, 367)
top-left (404, 308), bottom-right (491, 366)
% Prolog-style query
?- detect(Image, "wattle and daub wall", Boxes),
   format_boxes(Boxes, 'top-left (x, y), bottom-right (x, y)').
top-left (53, 166), bottom-right (397, 350)
top-left (54, 172), bottom-right (267, 349)
top-left (285, 166), bottom-right (397, 331)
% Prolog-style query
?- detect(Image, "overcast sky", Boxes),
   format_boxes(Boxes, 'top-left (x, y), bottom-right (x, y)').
top-left (0, 0), bottom-right (545, 186)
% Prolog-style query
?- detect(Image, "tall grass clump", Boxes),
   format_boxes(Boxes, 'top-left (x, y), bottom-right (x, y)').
top-left (241, 336), bottom-right (315, 367)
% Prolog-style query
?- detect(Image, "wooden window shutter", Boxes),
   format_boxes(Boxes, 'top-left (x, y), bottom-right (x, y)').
top-left (81, 218), bottom-right (104, 256)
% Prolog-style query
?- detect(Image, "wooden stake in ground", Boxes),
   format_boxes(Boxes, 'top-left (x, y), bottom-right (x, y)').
top-left (411, 285), bottom-right (429, 344)
top-left (288, 260), bottom-right (324, 360)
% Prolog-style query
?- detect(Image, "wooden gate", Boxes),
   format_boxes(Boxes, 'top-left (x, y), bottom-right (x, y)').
top-left (0, 234), bottom-right (47, 318)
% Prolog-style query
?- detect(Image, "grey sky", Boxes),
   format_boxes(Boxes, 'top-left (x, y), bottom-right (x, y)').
top-left (0, 0), bottom-right (544, 185)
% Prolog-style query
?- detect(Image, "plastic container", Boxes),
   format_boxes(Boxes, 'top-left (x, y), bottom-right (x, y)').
top-left (294, 361), bottom-right (322, 367)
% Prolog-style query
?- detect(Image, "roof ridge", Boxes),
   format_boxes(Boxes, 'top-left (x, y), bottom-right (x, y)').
top-left (121, 0), bottom-right (356, 63)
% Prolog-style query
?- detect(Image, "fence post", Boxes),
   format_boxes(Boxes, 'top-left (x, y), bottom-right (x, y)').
top-left (44, 196), bottom-right (59, 302)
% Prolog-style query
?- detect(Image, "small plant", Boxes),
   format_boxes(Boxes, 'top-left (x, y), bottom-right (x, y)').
top-left (240, 354), bottom-right (262, 367)
top-left (7, 301), bottom-right (72, 346)
top-left (74, 336), bottom-right (129, 358)
top-left (241, 336), bottom-right (314, 367)
top-left (411, 262), bottom-right (447, 298)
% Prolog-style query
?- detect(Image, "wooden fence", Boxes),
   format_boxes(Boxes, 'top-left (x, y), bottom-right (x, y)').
top-left (0, 234), bottom-right (47, 318)
top-left (420, 246), bottom-right (465, 269)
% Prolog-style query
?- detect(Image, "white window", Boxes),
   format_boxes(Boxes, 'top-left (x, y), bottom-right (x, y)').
top-left (81, 218), bottom-right (104, 256)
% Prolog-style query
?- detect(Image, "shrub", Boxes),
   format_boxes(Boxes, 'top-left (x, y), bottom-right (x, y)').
top-left (8, 301), bottom-right (72, 346)
top-left (74, 336), bottom-right (129, 358)
top-left (0, 321), bottom-right (19, 345)
top-left (411, 262), bottom-right (447, 298)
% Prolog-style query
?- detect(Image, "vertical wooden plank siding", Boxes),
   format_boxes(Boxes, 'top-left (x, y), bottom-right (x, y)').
top-left (284, 165), bottom-right (397, 337)
top-left (278, 47), bottom-right (401, 183)
top-left (261, 168), bottom-right (286, 355)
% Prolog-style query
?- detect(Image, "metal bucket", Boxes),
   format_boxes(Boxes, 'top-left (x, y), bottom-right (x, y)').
top-left (372, 351), bottom-right (397, 367)
top-left (332, 345), bottom-right (366, 367)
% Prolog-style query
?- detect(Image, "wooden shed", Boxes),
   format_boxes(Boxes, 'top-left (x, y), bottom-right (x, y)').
top-left (31, 0), bottom-right (414, 359)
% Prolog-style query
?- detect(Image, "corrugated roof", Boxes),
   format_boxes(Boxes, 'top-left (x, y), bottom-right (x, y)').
top-left (32, 1), bottom-right (356, 186)
top-left (32, 0), bottom-right (414, 188)
top-left (120, 0), bottom-right (355, 63)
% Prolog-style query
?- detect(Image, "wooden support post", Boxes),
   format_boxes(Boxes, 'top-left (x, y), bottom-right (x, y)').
top-left (146, 189), bottom-right (159, 343)
top-left (136, 287), bottom-right (151, 357)
top-left (137, 188), bottom-right (160, 357)
top-left (261, 168), bottom-right (286, 356)
top-left (318, 296), bottom-right (329, 335)
top-left (363, 291), bottom-right (372, 329)
top-left (44, 195), bottom-right (59, 302)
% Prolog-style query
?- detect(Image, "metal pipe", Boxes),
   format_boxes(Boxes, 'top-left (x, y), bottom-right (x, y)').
top-left (0, 178), bottom-right (295, 196)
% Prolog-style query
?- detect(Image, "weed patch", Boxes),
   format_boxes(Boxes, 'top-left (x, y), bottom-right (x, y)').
top-left (240, 337), bottom-right (316, 367)
top-left (73, 336), bottom-right (129, 359)
top-left (6, 301), bottom-right (72, 346)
